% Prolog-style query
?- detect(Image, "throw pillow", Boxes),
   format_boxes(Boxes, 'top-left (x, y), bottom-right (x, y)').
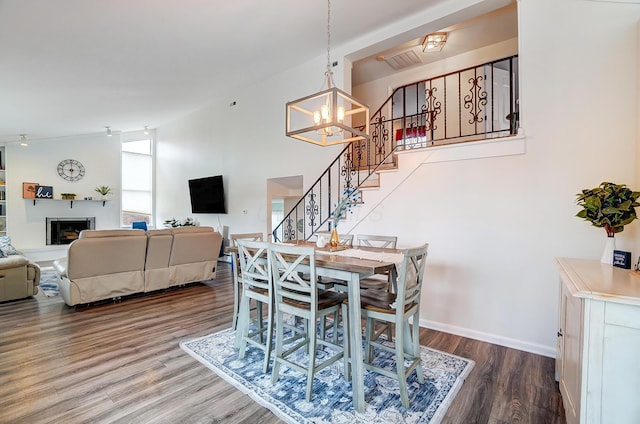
top-left (0, 235), bottom-right (18, 256)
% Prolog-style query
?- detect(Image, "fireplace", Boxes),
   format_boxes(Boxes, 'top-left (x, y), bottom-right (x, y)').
top-left (46, 217), bottom-right (95, 245)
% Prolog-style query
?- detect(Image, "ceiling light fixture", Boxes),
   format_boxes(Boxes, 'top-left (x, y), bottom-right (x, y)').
top-left (144, 126), bottom-right (149, 135)
top-left (19, 134), bottom-right (28, 146)
top-left (106, 126), bottom-right (112, 137)
top-left (422, 32), bottom-right (447, 52)
top-left (285, 0), bottom-right (369, 146)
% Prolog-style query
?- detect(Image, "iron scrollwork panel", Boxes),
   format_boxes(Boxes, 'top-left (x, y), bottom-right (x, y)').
top-left (463, 73), bottom-right (488, 125)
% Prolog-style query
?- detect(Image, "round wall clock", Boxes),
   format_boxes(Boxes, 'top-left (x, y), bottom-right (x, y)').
top-left (57, 159), bottom-right (85, 181)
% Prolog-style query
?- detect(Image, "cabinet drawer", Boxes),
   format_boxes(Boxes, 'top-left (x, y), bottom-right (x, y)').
top-left (605, 302), bottom-right (640, 330)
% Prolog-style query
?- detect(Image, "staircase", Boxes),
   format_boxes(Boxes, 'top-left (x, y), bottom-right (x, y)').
top-left (272, 55), bottom-right (519, 243)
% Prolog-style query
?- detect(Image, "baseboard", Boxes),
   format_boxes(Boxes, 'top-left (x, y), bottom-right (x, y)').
top-left (421, 318), bottom-right (557, 358)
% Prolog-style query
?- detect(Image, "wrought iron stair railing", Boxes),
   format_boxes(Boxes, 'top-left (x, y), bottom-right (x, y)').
top-left (272, 55), bottom-right (519, 243)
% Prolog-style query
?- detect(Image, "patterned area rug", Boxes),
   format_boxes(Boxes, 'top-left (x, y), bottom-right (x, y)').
top-left (39, 267), bottom-right (60, 297)
top-left (180, 328), bottom-right (474, 424)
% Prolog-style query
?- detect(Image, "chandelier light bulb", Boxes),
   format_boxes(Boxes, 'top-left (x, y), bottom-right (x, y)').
top-left (321, 105), bottom-right (329, 121)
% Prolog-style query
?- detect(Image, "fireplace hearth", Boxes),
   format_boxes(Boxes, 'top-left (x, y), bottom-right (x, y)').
top-left (46, 217), bottom-right (95, 245)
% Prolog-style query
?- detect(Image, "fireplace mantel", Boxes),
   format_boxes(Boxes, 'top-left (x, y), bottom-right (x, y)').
top-left (29, 199), bottom-right (108, 208)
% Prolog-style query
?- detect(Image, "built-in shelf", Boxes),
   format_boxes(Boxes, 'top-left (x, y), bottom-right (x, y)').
top-left (29, 199), bottom-right (108, 208)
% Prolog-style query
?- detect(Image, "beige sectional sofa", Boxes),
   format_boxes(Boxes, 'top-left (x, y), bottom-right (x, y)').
top-left (0, 255), bottom-right (41, 302)
top-left (53, 226), bottom-right (223, 306)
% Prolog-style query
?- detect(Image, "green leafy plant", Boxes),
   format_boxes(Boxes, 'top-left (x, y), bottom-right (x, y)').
top-left (331, 188), bottom-right (358, 228)
top-left (163, 217), bottom-right (199, 228)
top-left (94, 185), bottom-right (112, 196)
top-left (576, 182), bottom-right (640, 236)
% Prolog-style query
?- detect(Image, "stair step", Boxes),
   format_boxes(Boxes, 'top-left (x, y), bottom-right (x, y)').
top-left (375, 163), bottom-right (399, 172)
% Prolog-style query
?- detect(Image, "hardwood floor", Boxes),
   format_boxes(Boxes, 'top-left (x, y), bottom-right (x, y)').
top-left (0, 262), bottom-right (566, 423)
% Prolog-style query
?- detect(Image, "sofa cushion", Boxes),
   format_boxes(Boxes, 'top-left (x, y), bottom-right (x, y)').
top-left (79, 229), bottom-right (146, 239)
top-left (170, 226), bottom-right (214, 235)
top-left (0, 236), bottom-right (19, 257)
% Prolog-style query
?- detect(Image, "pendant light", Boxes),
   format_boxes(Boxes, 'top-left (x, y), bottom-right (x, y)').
top-left (285, 0), bottom-right (369, 146)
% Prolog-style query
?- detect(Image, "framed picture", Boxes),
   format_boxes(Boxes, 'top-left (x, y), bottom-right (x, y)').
top-left (22, 182), bottom-right (38, 199)
top-left (35, 185), bottom-right (53, 199)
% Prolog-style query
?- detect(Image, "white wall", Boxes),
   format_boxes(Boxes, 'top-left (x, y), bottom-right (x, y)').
top-left (6, 132), bottom-right (121, 256)
top-left (155, 56), bottom-right (343, 237)
top-left (153, 0), bottom-right (640, 357)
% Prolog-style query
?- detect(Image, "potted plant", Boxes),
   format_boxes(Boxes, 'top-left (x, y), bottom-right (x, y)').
top-left (329, 188), bottom-right (358, 248)
top-left (163, 217), bottom-right (199, 228)
top-left (576, 181), bottom-right (640, 263)
top-left (60, 193), bottom-right (76, 200)
top-left (94, 185), bottom-right (112, 199)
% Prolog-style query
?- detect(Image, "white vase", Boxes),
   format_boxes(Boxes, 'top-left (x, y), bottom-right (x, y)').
top-left (601, 235), bottom-right (616, 264)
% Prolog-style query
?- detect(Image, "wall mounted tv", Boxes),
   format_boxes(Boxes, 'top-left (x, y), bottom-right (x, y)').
top-left (188, 175), bottom-right (227, 214)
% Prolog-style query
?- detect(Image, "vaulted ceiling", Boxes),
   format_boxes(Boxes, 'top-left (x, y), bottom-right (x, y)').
top-left (0, 0), bottom-right (516, 142)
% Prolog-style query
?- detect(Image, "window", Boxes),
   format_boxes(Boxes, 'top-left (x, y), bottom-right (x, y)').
top-left (122, 137), bottom-right (153, 227)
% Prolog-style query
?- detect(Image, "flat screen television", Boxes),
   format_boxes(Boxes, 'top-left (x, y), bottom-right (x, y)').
top-left (188, 175), bottom-right (227, 214)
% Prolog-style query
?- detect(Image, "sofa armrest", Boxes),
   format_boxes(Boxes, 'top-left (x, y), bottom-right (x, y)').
top-left (26, 262), bottom-right (41, 286)
top-left (0, 255), bottom-right (29, 270)
top-left (53, 258), bottom-right (68, 278)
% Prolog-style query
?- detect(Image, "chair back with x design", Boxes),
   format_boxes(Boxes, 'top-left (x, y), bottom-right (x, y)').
top-left (268, 243), bottom-right (347, 402)
top-left (235, 239), bottom-right (273, 373)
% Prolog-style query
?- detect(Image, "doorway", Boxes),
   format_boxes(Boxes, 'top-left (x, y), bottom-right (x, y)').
top-left (266, 176), bottom-right (303, 240)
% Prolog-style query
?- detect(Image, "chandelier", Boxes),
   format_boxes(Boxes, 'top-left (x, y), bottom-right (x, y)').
top-left (285, 0), bottom-right (369, 146)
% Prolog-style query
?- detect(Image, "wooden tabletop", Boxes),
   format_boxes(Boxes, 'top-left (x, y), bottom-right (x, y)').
top-left (225, 241), bottom-right (397, 275)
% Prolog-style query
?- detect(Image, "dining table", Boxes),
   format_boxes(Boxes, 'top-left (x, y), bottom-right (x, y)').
top-left (227, 240), bottom-right (402, 413)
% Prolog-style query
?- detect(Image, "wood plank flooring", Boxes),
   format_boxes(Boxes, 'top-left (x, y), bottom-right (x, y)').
top-left (0, 262), bottom-right (566, 423)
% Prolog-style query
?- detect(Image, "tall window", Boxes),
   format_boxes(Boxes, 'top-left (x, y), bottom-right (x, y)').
top-left (122, 138), bottom-right (153, 227)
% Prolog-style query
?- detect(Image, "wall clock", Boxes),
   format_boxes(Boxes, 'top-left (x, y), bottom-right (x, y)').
top-left (57, 159), bottom-right (85, 181)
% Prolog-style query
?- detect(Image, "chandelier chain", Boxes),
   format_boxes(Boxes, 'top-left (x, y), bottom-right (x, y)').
top-left (326, 0), bottom-right (331, 74)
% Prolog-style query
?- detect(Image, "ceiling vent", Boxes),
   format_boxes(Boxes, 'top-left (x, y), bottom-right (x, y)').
top-left (384, 49), bottom-right (423, 70)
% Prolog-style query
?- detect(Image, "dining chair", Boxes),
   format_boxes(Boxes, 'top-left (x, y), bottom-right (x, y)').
top-left (268, 243), bottom-right (348, 402)
top-left (354, 234), bottom-right (400, 341)
top-left (356, 234), bottom-right (397, 249)
top-left (313, 231), bottom-right (354, 292)
top-left (229, 232), bottom-right (264, 330)
top-left (235, 239), bottom-right (273, 373)
top-left (343, 242), bottom-right (429, 408)
top-left (356, 234), bottom-right (398, 289)
top-left (332, 234), bottom-right (399, 292)
top-left (314, 231), bottom-right (354, 247)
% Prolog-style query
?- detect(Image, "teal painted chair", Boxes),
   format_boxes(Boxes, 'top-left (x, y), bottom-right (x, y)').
top-left (268, 243), bottom-right (348, 402)
top-left (235, 239), bottom-right (273, 373)
top-left (229, 232), bottom-right (264, 330)
top-left (343, 242), bottom-right (429, 408)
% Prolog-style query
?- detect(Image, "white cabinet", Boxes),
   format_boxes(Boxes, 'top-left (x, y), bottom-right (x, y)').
top-left (556, 258), bottom-right (640, 424)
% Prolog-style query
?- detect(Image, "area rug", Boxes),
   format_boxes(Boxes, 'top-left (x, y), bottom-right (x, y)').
top-left (39, 267), bottom-right (60, 297)
top-left (180, 328), bottom-right (474, 424)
